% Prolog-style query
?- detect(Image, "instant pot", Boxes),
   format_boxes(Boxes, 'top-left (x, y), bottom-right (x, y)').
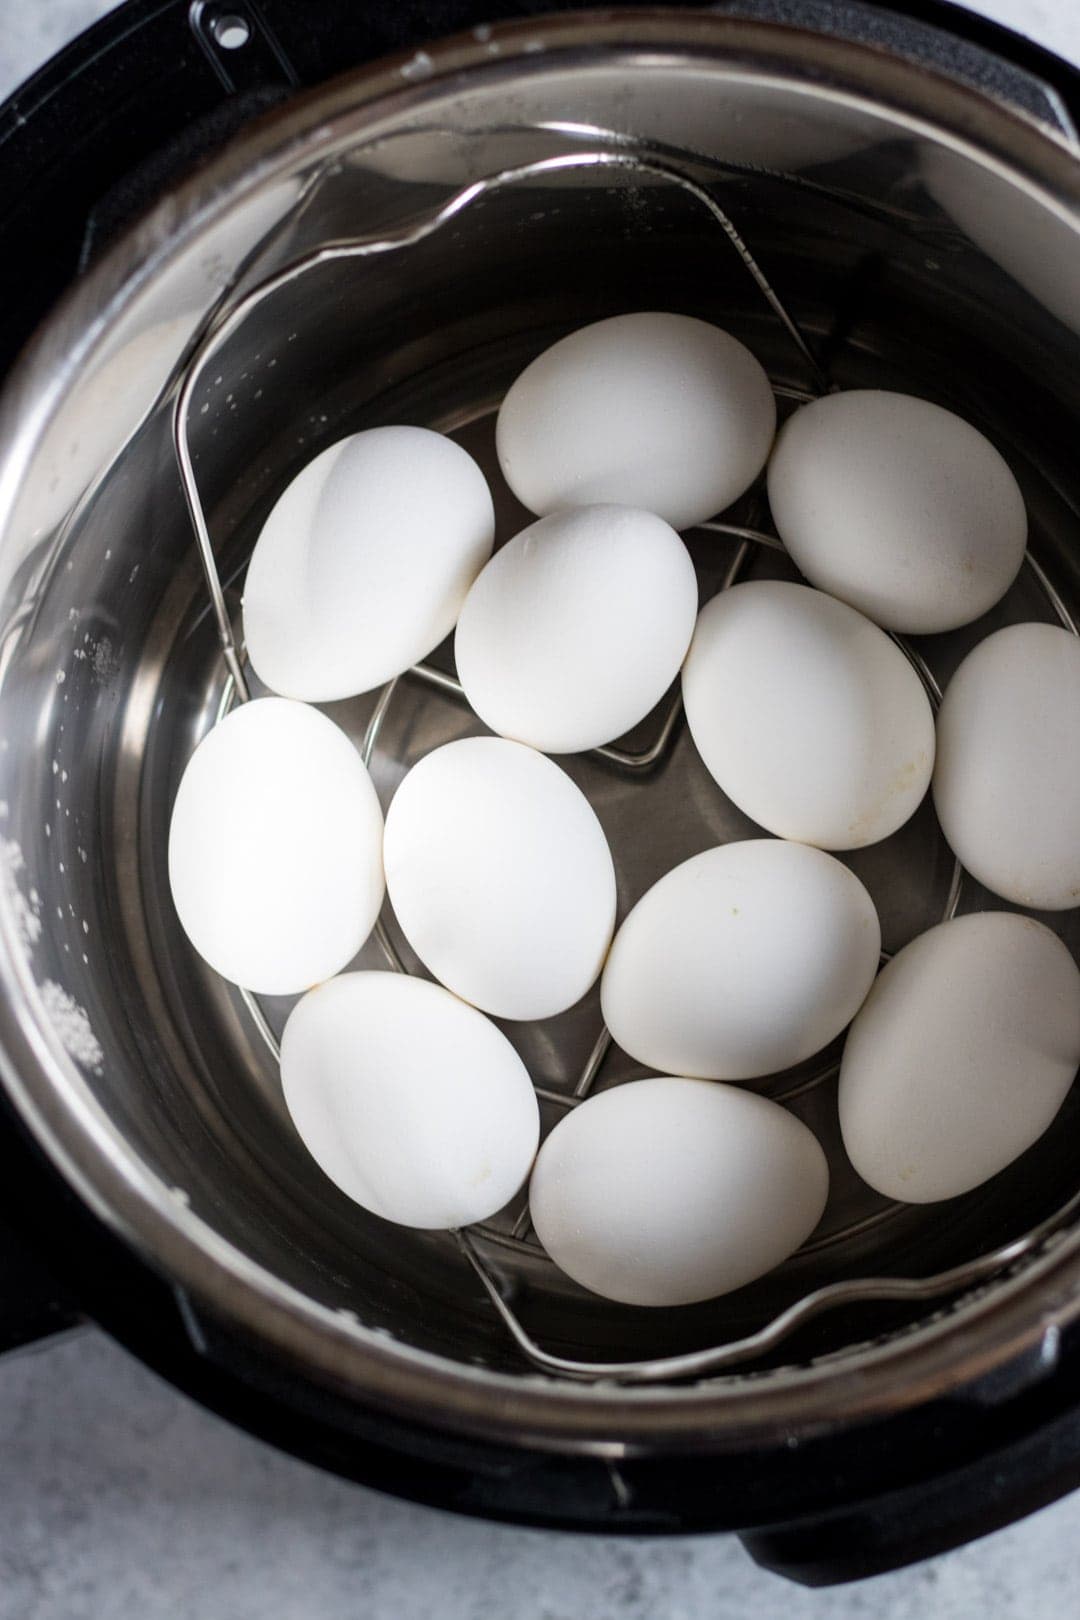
top-left (3, 0), bottom-right (1080, 1587)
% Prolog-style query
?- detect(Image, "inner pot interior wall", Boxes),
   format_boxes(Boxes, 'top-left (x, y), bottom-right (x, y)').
top-left (3, 61), bottom-right (1080, 1375)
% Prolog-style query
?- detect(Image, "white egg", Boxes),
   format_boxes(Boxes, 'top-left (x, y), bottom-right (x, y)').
top-left (281, 972), bottom-right (539, 1230)
top-left (455, 506), bottom-right (698, 754)
top-left (383, 737), bottom-right (616, 1020)
top-left (933, 623), bottom-right (1080, 910)
top-left (529, 1077), bottom-right (829, 1306)
top-left (839, 913), bottom-right (1080, 1203)
top-left (682, 581), bottom-right (935, 849)
top-left (168, 698), bottom-right (384, 995)
top-left (243, 426), bottom-right (494, 701)
top-left (495, 313), bottom-right (776, 530)
top-left (767, 391), bottom-right (1027, 633)
top-left (601, 840), bottom-right (880, 1079)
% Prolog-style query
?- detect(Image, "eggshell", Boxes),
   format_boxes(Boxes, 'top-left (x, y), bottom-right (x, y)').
top-left (933, 623), bottom-right (1080, 910)
top-left (600, 840), bottom-right (880, 1079)
top-left (496, 313), bottom-right (776, 530)
top-left (682, 581), bottom-right (935, 849)
top-left (383, 737), bottom-right (617, 1020)
top-left (767, 391), bottom-right (1027, 633)
top-left (281, 972), bottom-right (539, 1229)
top-left (243, 426), bottom-right (494, 701)
top-left (529, 1077), bottom-right (829, 1305)
top-left (168, 698), bottom-right (384, 995)
top-left (838, 912), bottom-right (1080, 1202)
top-left (455, 506), bottom-right (698, 754)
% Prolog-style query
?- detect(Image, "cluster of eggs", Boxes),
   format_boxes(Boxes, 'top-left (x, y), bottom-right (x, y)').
top-left (168, 312), bottom-right (1080, 1309)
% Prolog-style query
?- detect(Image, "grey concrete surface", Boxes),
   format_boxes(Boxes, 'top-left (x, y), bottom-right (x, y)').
top-left (3, 3), bottom-right (1080, 1617)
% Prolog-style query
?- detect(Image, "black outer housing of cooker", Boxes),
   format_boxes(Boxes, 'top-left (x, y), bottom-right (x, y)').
top-left (2, 0), bottom-right (1080, 1586)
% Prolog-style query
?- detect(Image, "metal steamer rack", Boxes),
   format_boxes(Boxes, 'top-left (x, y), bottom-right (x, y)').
top-left (171, 132), bottom-right (1080, 1386)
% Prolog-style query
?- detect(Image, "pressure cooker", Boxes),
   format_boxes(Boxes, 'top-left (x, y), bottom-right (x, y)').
top-left (2, 0), bottom-right (1080, 1586)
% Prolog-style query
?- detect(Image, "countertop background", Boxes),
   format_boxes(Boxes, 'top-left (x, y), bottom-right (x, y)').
top-left (3, 3), bottom-right (1080, 1617)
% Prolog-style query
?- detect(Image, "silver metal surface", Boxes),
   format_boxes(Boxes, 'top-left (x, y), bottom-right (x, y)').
top-left (3, 13), bottom-right (1080, 1448)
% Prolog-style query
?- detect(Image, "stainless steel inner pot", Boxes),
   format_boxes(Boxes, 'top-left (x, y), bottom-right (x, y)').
top-left (2, 10), bottom-right (1080, 1451)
